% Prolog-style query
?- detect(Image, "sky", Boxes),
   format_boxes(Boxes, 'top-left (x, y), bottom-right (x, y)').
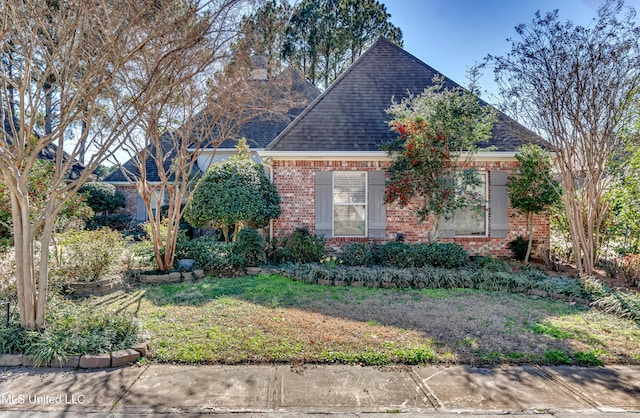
top-left (381, 0), bottom-right (640, 101)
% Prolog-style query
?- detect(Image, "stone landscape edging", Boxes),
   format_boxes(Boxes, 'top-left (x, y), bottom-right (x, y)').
top-left (0, 341), bottom-right (150, 369)
top-left (137, 269), bottom-right (205, 284)
top-left (68, 277), bottom-right (123, 297)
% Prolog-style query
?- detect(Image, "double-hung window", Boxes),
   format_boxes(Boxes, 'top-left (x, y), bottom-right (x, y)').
top-left (333, 172), bottom-right (367, 237)
top-left (452, 172), bottom-right (487, 236)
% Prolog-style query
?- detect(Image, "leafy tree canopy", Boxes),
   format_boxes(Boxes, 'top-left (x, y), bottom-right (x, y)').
top-left (237, 0), bottom-right (402, 88)
top-left (507, 145), bottom-right (560, 215)
top-left (383, 77), bottom-right (496, 239)
top-left (78, 182), bottom-right (126, 215)
top-left (0, 160), bottom-right (93, 242)
top-left (488, 0), bottom-right (640, 275)
top-left (507, 144), bottom-right (561, 262)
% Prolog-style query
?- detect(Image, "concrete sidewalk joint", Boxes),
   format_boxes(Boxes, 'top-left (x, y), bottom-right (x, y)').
top-left (0, 364), bottom-right (639, 415)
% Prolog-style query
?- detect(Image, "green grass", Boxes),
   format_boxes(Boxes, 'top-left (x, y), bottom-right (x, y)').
top-left (87, 274), bottom-right (640, 366)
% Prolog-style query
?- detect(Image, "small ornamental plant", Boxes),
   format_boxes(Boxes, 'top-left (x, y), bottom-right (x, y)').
top-left (320, 255), bottom-right (342, 269)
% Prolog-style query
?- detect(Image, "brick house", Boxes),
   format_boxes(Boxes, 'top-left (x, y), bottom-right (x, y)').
top-left (259, 37), bottom-right (549, 257)
top-left (106, 37), bottom-right (549, 257)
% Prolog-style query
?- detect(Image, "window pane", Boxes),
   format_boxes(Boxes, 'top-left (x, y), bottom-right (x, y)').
top-left (454, 174), bottom-right (486, 236)
top-left (454, 208), bottom-right (485, 236)
top-left (334, 205), bottom-right (366, 236)
top-left (334, 172), bottom-right (366, 204)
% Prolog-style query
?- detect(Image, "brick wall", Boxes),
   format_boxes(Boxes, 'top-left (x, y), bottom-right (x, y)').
top-left (271, 159), bottom-right (550, 258)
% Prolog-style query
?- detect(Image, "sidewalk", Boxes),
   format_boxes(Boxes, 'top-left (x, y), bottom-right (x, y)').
top-left (0, 364), bottom-right (639, 417)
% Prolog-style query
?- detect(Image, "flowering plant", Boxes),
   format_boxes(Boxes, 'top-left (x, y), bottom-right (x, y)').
top-left (320, 256), bottom-right (342, 268)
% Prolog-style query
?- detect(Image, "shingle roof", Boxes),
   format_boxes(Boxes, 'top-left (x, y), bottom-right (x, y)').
top-left (213, 67), bottom-right (320, 150)
top-left (266, 37), bottom-right (542, 152)
top-left (103, 133), bottom-right (178, 183)
top-left (105, 67), bottom-right (320, 183)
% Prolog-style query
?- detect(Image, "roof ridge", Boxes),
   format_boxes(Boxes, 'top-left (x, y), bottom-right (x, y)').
top-left (265, 37), bottom-right (473, 151)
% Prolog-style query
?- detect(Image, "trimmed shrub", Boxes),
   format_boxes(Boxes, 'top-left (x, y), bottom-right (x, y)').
top-left (175, 236), bottom-right (240, 271)
top-left (338, 242), bottom-right (376, 267)
top-left (269, 228), bottom-right (325, 264)
top-left (55, 228), bottom-right (126, 282)
top-left (79, 182), bottom-right (126, 214)
top-left (233, 228), bottom-right (265, 267)
top-left (419, 243), bottom-right (468, 268)
top-left (374, 242), bottom-right (468, 269)
top-left (184, 140), bottom-right (280, 241)
top-left (472, 254), bottom-right (512, 272)
top-left (375, 241), bottom-right (413, 268)
top-left (509, 235), bottom-right (535, 261)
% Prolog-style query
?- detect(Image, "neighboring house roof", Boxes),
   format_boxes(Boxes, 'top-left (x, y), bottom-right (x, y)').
top-left (103, 132), bottom-right (180, 183)
top-left (2, 115), bottom-right (85, 180)
top-left (266, 37), bottom-right (542, 153)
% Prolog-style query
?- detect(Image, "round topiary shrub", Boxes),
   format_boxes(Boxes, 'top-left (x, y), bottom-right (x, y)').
top-left (184, 140), bottom-right (280, 243)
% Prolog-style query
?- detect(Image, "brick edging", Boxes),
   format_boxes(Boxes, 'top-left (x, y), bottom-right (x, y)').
top-left (0, 341), bottom-right (150, 369)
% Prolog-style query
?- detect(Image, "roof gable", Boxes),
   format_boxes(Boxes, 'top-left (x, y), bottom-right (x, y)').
top-left (266, 37), bottom-right (540, 152)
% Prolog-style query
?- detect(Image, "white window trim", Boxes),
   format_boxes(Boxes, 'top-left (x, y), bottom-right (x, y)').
top-left (454, 171), bottom-right (488, 238)
top-left (332, 171), bottom-right (368, 238)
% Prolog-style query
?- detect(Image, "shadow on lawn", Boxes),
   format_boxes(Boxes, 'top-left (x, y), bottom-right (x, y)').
top-left (136, 274), bottom-right (640, 366)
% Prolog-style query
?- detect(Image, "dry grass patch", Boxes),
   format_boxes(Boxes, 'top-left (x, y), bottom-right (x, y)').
top-left (86, 274), bottom-right (640, 366)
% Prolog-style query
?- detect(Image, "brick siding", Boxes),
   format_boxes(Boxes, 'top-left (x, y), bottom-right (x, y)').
top-left (271, 159), bottom-right (550, 258)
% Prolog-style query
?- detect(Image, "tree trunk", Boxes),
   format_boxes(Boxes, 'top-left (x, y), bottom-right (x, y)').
top-left (44, 80), bottom-right (53, 136)
top-left (9, 181), bottom-right (37, 329)
top-left (161, 186), bottom-right (179, 271)
top-left (36, 203), bottom-right (57, 328)
top-left (79, 119), bottom-right (88, 165)
top-left (429, 216), bottom-right (441, 244)
top-left (221, 224), bottom-right (229, 243)
top-left (524, 212), bottom-right (533, 264)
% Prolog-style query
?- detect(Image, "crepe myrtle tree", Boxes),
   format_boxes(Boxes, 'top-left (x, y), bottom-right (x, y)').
top-left (117, 4), bottom-right (307, 271)
top-left (0, 0), bottom-right (249, 329)
top-left (184, 139), bottom-right (280, 243)
top-left (488, 0), bottom-right (640, 275)
top-left (383, 76), bottom-right (496, 242)
top-left (507, 144), bottom-right (561, 263)
top-left (0, 160), bottom-right (93, 242)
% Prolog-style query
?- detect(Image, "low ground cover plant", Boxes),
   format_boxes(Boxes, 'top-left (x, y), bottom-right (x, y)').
top-left (286, 260), bottom-right (640, 324)
top-left (0, 298), bottom-right (146, 366)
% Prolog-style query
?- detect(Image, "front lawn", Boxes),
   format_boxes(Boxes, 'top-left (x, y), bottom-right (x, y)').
top-left (88, 274), bottom-right (640, 366)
